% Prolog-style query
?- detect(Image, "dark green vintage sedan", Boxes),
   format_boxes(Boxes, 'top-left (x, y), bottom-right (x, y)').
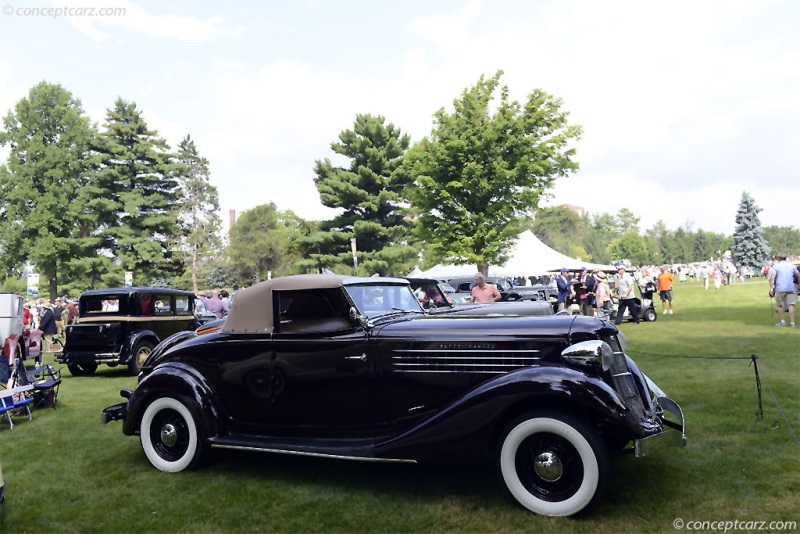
top-left (102, 275), bottom-right (685, 517)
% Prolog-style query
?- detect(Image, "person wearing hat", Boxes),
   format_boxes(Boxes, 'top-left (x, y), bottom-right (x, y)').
top-left (556, 268), bottom-right (573, 312)
top-left (39, 301), bottom-right (59, 352)
top-left (615, 266), bottom-right (640, 325)
top-left (594, 271), bottom-right (613, 320)
top-left (576, 267), bottom-right (596, 317)
top-left (53, 298), bottom-right (66, 337)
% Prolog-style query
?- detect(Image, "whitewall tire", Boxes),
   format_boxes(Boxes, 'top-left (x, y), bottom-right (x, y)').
top-left (498, 412), bottom-right (609, 517)
top-left (140, 397), bottom-right (203, 473)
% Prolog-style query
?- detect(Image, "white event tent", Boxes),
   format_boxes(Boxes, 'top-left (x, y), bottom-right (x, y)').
top-left (412, 230), bottom-right (616, 279)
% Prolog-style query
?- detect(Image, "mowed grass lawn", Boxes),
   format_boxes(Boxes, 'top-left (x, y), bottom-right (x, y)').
top-left (1, 277), bottom-right (798, 533)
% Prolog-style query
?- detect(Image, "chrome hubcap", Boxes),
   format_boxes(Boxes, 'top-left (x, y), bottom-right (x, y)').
top-left (161, 423), bottom-right (178, 446)
top-left (534, 451), bottom-right (563, 482)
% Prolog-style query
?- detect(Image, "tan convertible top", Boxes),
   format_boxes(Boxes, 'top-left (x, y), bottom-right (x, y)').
top-left (222, 274), bottom-right (351, 334)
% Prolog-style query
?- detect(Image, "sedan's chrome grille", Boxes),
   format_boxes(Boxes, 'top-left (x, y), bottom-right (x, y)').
top-left (392, 349), bottom-right (540, 374)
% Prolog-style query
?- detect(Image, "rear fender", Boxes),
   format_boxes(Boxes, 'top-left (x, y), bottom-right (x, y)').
top-left (375, 366), bottom-right (628, 461)
top-left (122, 362), bottom-right (222, 440)
top-left (121, 330), bottom-right (160, 364)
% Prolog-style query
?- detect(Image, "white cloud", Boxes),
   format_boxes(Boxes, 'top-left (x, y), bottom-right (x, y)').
top-left (50, 0), bottom-right (250, 43)
top-left (4, 0), bottom-right (799, 238)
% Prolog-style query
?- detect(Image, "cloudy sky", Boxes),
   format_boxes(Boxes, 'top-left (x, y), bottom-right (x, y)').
top-left (1, 0), bottom-right (798, 235)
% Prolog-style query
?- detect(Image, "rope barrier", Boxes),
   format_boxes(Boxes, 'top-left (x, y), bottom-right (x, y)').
top-left (627, 349), bottom-right (800, 448)
top-left (752, 355), bottom-right (800, 448)
top-left (626, 350), bottom-right (751, 360)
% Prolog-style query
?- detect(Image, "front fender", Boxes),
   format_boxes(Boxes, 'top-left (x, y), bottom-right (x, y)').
top-left (375, 366), bottom-right (628, 461)
top-left (122, 362), bottom-right (222, 440)
top-left (144, 330), bottom-right (198, 368)
top-left (121, 330), bottom-right (160, 364)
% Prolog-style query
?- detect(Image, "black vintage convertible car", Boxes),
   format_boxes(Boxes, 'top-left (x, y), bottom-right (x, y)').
top-left (102, 275), bottom-right (685, 517)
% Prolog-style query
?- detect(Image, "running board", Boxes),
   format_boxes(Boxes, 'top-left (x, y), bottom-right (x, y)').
top-left (208, 434), bottom-right (416, 464)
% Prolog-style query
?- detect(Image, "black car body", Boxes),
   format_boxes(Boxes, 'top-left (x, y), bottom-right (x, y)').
top-left (102, 275), bottom-right (685, 517)
top-left (56, 287), bottom-right (198, 376)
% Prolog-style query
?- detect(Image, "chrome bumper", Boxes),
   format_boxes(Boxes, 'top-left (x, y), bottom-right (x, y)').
top-left (100, 402), bottom-right (127, 424)
top-left (56, 351), bottom-right (122, 364)
top-left (100, 388), bottom-right (133, 424)
top-left (634, 396), bottom-right (687, 457)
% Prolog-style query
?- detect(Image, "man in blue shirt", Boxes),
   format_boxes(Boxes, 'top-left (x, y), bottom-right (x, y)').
top-left (556, 268), bottom-right (573, 312)
top-left (769, 253), bottom-right (800, 327)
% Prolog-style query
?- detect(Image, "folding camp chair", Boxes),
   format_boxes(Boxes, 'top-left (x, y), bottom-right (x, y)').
top-left (0, 385), bottom-right (34, 429)
top-left (12, 359), bottom-right (61, 409)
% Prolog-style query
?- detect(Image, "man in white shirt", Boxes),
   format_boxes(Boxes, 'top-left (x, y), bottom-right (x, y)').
top-left (614, 266), bottom-right (640, 325)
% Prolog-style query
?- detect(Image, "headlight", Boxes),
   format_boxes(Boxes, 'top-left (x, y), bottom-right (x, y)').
top-left (562, 340), bottom-right (616, 371)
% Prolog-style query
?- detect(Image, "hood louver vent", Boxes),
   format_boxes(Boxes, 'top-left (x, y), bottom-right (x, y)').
top-left (392, 346), bottom-right (541, 374)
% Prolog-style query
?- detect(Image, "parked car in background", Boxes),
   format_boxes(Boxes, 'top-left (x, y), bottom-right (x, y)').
top-left (103, 274), bottom-right (685, 517)
top-left (446, 276), bottom-right (552, 303)
top-left (407, 278), bottom-right (553, 316)
top-left (0, 293), bottom-right (25, 383)
top-left (56, 287), bottom-right (198, 376)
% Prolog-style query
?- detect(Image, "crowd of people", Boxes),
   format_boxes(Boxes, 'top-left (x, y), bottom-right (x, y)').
top-left (495, 254), bottom-right (800, 327)
top-left (21, 297), bottom-right (80, 352)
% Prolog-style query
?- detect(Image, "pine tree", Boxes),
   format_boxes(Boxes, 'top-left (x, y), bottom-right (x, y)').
top-left (732, 192), bottom-right (771, 269)
top-left (175, 135), bottom-right (222, 293)
top-left (90, 98), bottom-right (183, 285)
top-left (305, 114), bottom-right (416, 276)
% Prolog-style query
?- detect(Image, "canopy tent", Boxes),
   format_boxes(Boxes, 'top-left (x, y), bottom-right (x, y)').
top-left (412, 230), bottom-right (616, 279)
top-left (405, 266), bottom-right (425, 278)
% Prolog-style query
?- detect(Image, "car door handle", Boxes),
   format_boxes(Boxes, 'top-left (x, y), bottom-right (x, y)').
top-left (345, 353), bottom-right (367, 362)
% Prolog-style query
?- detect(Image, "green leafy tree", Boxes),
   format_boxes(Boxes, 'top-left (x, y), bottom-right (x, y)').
top-left (90, 98), bottom-right (182, 285)
top-left (732, 192), bottom-right (771, 269)
top-left (404, 71), bottom-right (581, 274)
top-left (583, 213), bottom-right (622, 264)
top-left (204, 262), bottom-right (243, 290)
top-left (529, 206), bottom-right (588, 259)
top-left (0, 82), bottom-right (98, 300)
top-left (616, 208), bottom-right (640, 233)
top-left (645, 220), bottom-right (670, 265)
top-left (672, 227), bottom-right (694, 262)
top-left (763, 225), bottom-right (800, 256)
top-left (693, 230), bottom-right (716, 261)
top-left (175, 135), bottom-right (222, 293)
top-left (229, 203), bottom-right (291, 283)
top-left (607, 229), bottom-right (648, 265)
top-left (307, 114), bottom-right (415, 276)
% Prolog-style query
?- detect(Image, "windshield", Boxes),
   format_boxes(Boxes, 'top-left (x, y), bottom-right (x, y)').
top-left (345, 283), bottom-right (424, 319)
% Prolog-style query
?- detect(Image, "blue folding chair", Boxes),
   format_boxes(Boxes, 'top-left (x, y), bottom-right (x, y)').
top-left (0, 385), bottom-right (34, 429)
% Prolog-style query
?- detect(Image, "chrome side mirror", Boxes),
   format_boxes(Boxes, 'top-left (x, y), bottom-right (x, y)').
top-left (349, 306), bottom-right (367, 326)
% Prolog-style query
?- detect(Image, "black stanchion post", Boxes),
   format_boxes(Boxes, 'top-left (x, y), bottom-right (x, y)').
top-left (750, 354), bottom-right (763, 423)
